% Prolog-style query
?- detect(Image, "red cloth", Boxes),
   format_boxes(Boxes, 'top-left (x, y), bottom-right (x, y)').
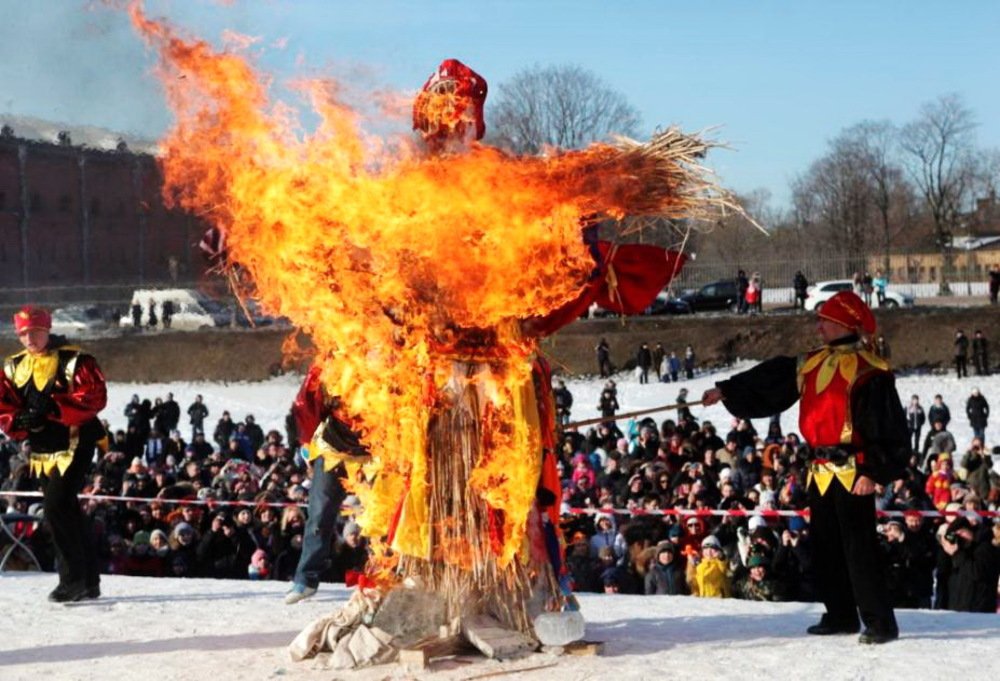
top-left (592, 242), bottom-right (687, 315)
top-left (291, 365), bottom-right (327, 444)
top-left (523, 241), bottom-right (687, 338)
top-left (0, 352), bottom-right (106, 438)
top-left (13, 306), bottom-right (51, 333)
top-left (52, 356), bottom-right (107, 427)
top-left (818, 291), bottom-right (876, 335)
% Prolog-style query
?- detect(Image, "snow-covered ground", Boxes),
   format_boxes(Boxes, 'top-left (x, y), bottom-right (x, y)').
top-left (0, 572), bottom-right (997, 681)
top-left (104, 361), bottom-right (1000, 454)
top-left (3, 361), bottom-right (998, 680)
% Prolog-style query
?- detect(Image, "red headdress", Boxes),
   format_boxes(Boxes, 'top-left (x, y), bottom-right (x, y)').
top-left (412, 59), bottom-right (487, 144)
top-left (13, 305), bottom-right (52, 333)
top-left (817, 291), bottom-right (876, 336)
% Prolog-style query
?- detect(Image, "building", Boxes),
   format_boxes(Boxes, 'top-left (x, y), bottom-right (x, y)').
top-left (0, 124), bottom-right (206, 309)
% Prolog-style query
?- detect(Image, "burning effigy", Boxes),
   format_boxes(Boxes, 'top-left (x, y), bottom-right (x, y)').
top-left (129, 2), bottom-right (743, 670)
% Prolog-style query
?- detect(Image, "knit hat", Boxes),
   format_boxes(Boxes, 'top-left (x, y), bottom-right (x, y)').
top-left (343, 521), bottom-right (361, 536)
top-left (701, 535), bottom-right (722, 550)
top-left (747, 553), bottom-right (769, 569)
top-left (132, 530), bottom-right (151, 546)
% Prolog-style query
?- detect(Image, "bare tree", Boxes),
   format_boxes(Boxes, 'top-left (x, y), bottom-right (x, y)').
top-left (791, 139), bottom-right (876, 277)
top-left (837, 121), bottom-right (909, 275)
top-left (900, 94), bottom-right (978, 293)
top-left (488, 64), bottom-right (641, 154)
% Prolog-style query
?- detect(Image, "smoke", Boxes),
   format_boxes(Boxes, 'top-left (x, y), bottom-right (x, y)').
top-left (0, 2), bottom-right (170, 137)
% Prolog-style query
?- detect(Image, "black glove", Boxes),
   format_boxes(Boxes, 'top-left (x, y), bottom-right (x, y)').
top-left (13, 410), bottom-right (47, 432)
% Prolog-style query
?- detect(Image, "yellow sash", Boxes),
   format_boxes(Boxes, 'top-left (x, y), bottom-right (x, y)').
top-left (807, 455), bottom-right (857, 496)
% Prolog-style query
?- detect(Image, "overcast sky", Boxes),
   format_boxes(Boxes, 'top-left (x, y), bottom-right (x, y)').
top-left (1, 0), bottom-right (998, 209)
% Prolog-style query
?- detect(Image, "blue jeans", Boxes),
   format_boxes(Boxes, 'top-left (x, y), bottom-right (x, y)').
top-left (293, 460), bottom-right (346, 588)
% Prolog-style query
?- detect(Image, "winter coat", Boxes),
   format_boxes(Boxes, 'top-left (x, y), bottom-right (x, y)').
top-left (925, 470), bottom-right (954, 510)
top-left (906, 404), bottom-right (925, 432)
top-left (687, 557), bottom-right (731, 597)
top-left (734, 573), bottom-right (785, 601)
top-left (645, 561), bottom-right (687, 595)
top-left (955, 334), bottom-right (969, 359)
top-left (935, 540), bottom-right (1000, 613)
top-left (637, 346), bottom-right (653, 369)
top-left (966, 394), bottom-right (990, 429)
top-left (927, 404), bottom-right (951, 429)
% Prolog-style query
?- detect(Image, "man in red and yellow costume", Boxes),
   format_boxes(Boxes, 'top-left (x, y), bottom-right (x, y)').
top-left (702, 291), bottom-right (907, 644)
top-left (0, 306), bottom-right (107, 602)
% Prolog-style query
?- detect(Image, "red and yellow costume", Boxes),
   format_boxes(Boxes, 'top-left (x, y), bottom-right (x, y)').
top-left (714, 291), bottom-right (907, 641)
top-left (0, 306), bottom-right (107, 598)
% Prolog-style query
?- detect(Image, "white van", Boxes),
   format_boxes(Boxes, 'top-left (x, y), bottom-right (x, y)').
top-left (118, 289), bottom-right (233, 331)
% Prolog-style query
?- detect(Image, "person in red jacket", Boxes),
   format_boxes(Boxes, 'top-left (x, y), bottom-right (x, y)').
top-left (924, 453), bottom-right (955, 511)
top-left (0, 306), bottom-right (107, 602)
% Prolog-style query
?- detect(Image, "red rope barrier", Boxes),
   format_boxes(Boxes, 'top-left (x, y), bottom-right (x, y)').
top-left (2, 490), bottom-right (995, 520)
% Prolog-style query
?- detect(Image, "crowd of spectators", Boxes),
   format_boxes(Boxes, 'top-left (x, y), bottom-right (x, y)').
top-left (1, 382), bottom-right (998, 614)
top-left (0, 393), bottom-right (366, 585)
top-left (556, 380), bottom-right (1000, 613)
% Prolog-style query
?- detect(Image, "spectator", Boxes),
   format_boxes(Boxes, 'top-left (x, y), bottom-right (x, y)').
top-left (597, 386), bottom-right (619, 428)
top-left (645, 542), bottom-right (686, 595)
top-left (667, 351), bottom-right (681, 383)
top-left (960, 440), bottom-right (994, 501)
top-left (683, 345), bottom-right (696, 380)
top-left (972, 330), bottom-right (990, 376)
top-left (596, 338), bottom-right (612, 378)
top-left (734, 553), bottom-right (785, 601)
top-left (736, 270), bottom-right (749, 314)
top-left (873, 269), bottom-right (888, 307)
top-left (744, 276), bottom-right (760, 315)
top-left (954, 329), bottom-right (969, 379)
top-left (965, 388), bottom-right (989, 443)
top-left (131, 303), bottom-right (142, 329)
top-left (686, 534), bottom-right (731, 597)
top-left (906, 395), bottom-right (925, 455)
top-left (636, 343), bottom-right (652, 384)
top-left (188, 394), bottom-right (209, 441)
top-left (162, 300), bottom-right (175, 329)
top-left (553, 380), bottom-right (573, 427)
top-left (925, 453), bottom-right (955, 511)
top-left (874, 335), bottom-right (891, 360)
top-left (213, 411), bottom-right (236, 450)
top-left (927, 394), bottom-right (951, 431)
top-left (147, 299), bottom-right (158, 329)
top-left (652, 343), bottom-right (666, 381)
top-left (934, 516), bottom-right (1000, 613)
top-left (793, 270), bottom-right (808, 311)
top-left (989, 263), bottom-right (1000, 305)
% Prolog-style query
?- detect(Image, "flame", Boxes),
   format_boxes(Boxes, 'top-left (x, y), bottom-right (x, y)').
top-left (127, 3), bottom-right (725, 567)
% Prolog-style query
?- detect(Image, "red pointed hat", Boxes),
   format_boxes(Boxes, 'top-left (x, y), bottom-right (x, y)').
top-left (817, 291), bottom-right (876, 335)
top-left (13, 306), bottom-right (52, 333)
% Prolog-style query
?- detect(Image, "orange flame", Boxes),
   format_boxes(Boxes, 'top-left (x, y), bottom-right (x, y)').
top-left (128, 3), bottom-right (707, 565)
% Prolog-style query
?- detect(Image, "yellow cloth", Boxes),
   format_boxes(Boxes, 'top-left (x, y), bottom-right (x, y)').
top-left (807, 456), bottom-right (858, 496)
top-left (29, 451), bottom-right (75, 477)
top-left (10, 350), bottom-right (61, 391)
top-left (692, 557), bottom-right (731, 598)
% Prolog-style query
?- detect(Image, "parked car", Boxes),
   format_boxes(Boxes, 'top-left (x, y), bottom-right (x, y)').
top-left (645, 292), bottom-right (693, 316)
top-left (118, 289), bottom-right (233, 330)
top-left (804, 280), bottom-right (915, 311)
top-left (49, 305), bottom-right (115, 335)
top-left (678, 279), bottom-right (740, 313)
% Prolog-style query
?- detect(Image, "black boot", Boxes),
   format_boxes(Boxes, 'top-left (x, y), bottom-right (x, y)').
top-left (48, 582), bottom-right (90, 603)
top-left (807, 615), bottom-right (860, 636)
top-left (859, 627), bottom-right (898, 644)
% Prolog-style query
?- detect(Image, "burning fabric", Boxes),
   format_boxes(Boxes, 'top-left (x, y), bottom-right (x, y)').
top-left (128, 1), bottom-right (743, 669)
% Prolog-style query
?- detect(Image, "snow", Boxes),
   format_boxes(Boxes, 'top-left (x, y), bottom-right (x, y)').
top-left (106, 359), bottom-right (998, 452)
top-left (1, 572), bottom-right (997, 681)
top-left (5, 359), bottom-right (997, 680)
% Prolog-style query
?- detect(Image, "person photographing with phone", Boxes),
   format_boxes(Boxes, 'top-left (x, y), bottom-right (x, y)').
top-left (702, 291), bottom-right (909, 644)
